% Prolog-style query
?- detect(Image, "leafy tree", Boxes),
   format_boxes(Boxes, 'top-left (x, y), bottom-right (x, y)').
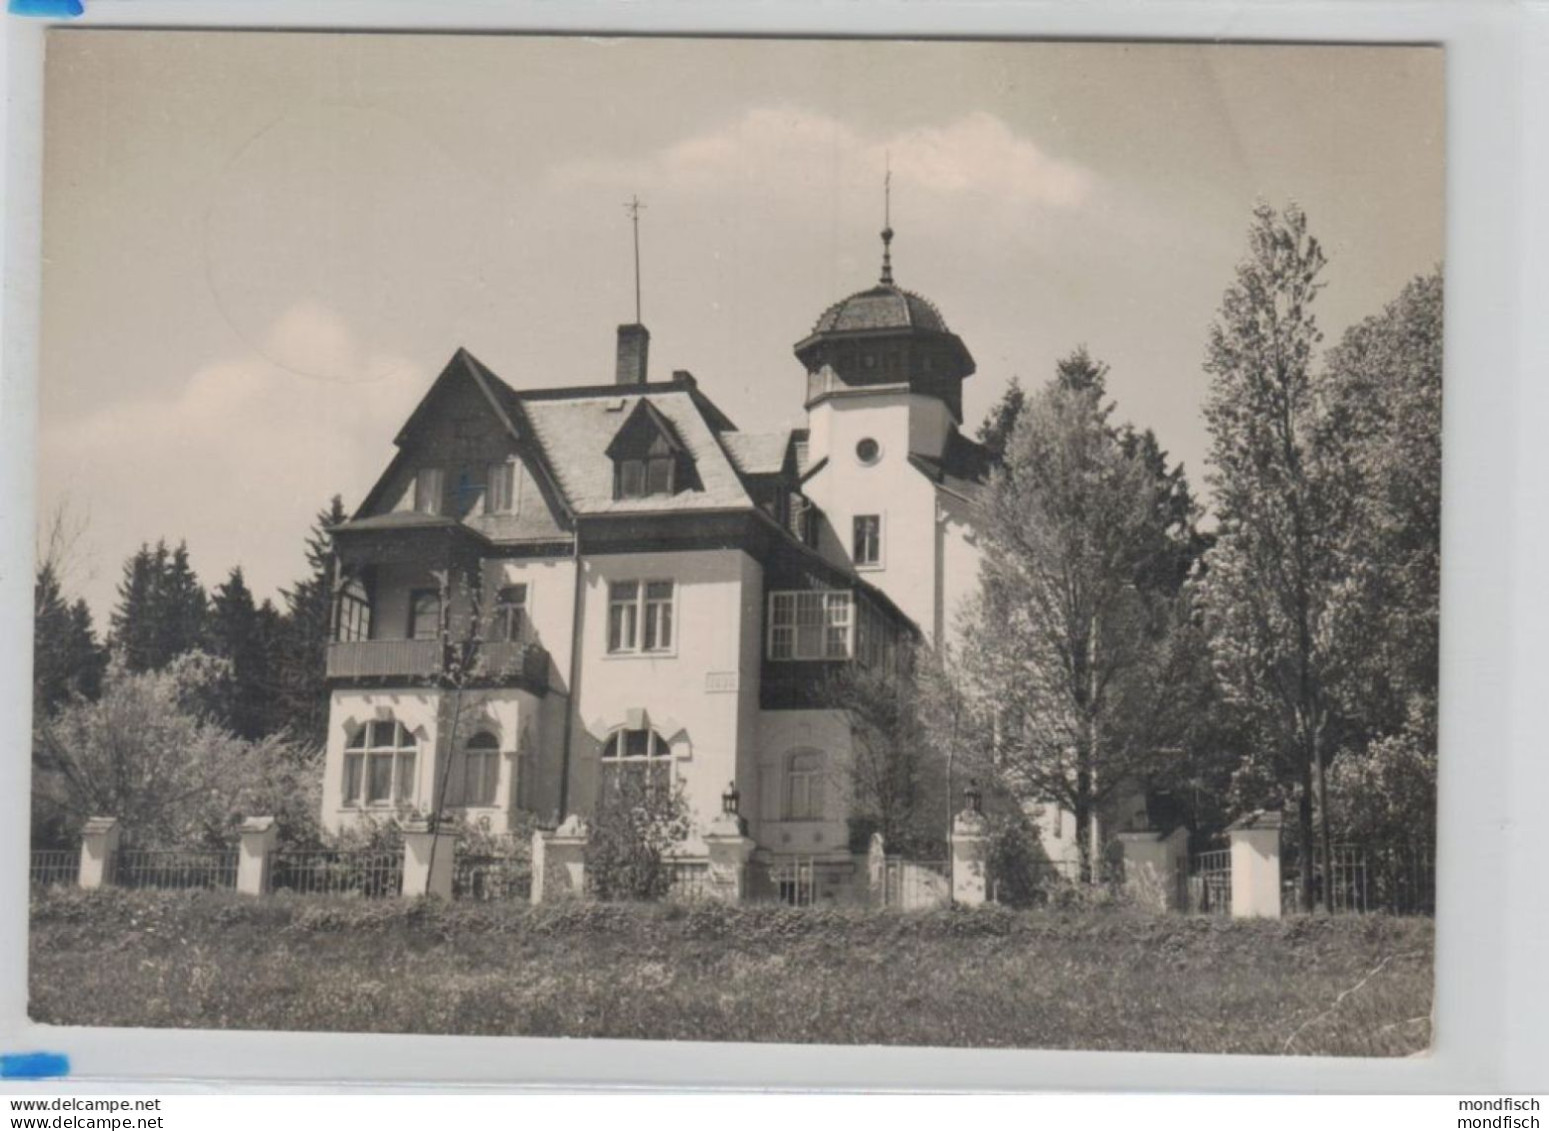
top-left (819, 645), bottom-right (945, 857)
top-left (584, 772), bottom-right (691, 901)
top-left (1197, 202), bottom-right (1355, 908)
top-left (33, 563), bottom-right (106, 716)
top-left (1318, 268), bottom-right (1443, 748)
top-left (109, 540), bottom-right (208, 672)
top-left (32, 653), bottom-right (318, 848)
top-left (956, 352), bottom-right (1202, 880)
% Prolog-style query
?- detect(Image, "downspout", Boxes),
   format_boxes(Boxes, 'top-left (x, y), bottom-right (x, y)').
top-left (556, 521), bottom-right (584, 822)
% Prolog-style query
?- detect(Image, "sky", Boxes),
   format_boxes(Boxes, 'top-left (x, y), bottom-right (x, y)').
top-left (36, 32), bottom-right (1444, 624)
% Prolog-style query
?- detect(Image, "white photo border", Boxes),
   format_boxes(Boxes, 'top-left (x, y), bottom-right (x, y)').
top-left (1, 0), bottom-right (1543, 1094)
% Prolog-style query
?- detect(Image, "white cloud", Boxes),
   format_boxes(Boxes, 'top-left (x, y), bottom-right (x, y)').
top-left (551, 106), bottom-right (1095, 220)
top-left (39, 305), bottom-right (426, 619)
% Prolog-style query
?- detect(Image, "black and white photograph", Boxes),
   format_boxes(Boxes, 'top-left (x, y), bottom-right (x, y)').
top-left (25, 30), bottom-right (1443, 1057)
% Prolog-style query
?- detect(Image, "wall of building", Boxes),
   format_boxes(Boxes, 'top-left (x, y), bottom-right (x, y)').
top-left (565, 547), bottom-right (756, 834)
top-left (752, 708), bottom-right (854, 859)
top-left (321, 686), bottom-right (543, 836)
top-left (805, 394), bottom-right (948, 643)
top-left (936, 488), bottom-right (983, 651)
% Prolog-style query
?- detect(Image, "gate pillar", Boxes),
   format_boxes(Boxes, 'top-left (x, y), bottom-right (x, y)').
top-left (1228, 810), bottom-right (1284, 919)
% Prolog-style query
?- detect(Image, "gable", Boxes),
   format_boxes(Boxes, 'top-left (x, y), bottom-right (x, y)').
top-left (353, 350), bottom-right (571, 542)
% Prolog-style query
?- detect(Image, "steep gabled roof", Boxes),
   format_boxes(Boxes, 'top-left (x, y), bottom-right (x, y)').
top-left (517, 386), bottom-right (754, 516)
top-left (394, 348), bottom-right (524, 448)
top-left (720, 430), bottom-right (793, 476)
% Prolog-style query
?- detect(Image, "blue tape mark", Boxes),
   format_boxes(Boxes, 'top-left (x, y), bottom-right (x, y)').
top-left (0, 1053), bottom-right (72, 1080)
top-left (8, 0), bottom-right (85, 16)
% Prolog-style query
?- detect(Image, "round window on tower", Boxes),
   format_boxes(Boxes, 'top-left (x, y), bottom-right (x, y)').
top-left (855, 438), bottom-right (882, 466)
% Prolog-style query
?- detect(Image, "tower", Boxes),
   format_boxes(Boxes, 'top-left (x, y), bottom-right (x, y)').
top-left (792, 209), bottom-right (981, 643)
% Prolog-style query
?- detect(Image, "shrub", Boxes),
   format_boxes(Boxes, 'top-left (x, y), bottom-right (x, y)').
top-left (584, 773), bottom-right (690, 901)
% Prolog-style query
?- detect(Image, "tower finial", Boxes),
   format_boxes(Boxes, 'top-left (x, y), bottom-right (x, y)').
top-left (625, 195), bottom-right (646, 323)
top-left (880, 154), bottom-right (894, 286)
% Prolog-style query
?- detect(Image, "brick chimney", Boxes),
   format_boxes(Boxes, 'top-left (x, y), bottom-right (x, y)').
top-left (615, 323), bottom-right (650, 385)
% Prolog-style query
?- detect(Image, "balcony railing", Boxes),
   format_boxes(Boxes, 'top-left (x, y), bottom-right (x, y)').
top-left (326, 637), bottom-right (549, 690)
top-left (326, 639), bottom-right (442, 681)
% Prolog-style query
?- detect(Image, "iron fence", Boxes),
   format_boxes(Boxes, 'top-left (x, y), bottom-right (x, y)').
top-left (451, 853), bottom-right (531, 901)
top-left (664, 860), bottom-right (716, 901)
top-left (1283, 842), bottom-right (1434, 915)
top-left (766, 857), bottom-right (818, 906)
top-left (880, 858), bottom-right (951, 909)
top-left (1187, 848), bottom-right (1233, 915)
top-left (270, 849), bottom-right (403, 898)
top-left (112, 848), bottom-right (238, 891)
top-left (29, 849), bottom-right (80, 888)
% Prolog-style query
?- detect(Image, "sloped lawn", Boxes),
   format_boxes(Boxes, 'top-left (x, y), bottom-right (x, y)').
top-left (29, 888), bottom-right (1432, 1056)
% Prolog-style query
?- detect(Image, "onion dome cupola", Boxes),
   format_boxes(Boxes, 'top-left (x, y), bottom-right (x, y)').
top-left (793, 223), bottom-right (976, 422)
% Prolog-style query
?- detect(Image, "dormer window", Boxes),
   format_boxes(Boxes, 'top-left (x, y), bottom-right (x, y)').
top-left (617, 436), bottom-right (677, 498)
top-left (606, 399), bottom-right (697, 500)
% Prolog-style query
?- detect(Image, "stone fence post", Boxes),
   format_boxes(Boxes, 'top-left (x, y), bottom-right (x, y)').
top-left (78, 817), bottom-right (121, 890)
top-left (531, 814), bottom-right (589, 904)
top-left (236, 816), bottom-right (279, 896)
top-left (401, 819), bottom-right (459, 899)
top-left (950, 807), bottom-right (988, 906)
top-left (1116, 826), bottom-right (1189, 912)
top-left (1228, 810), bottom-right (1284, 919)
top-left (704, 812), bottom-right (756, 902)
top-left (866, 832), bottom-right (887, 906)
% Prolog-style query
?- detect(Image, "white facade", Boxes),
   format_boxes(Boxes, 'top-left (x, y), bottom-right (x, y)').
top-left (318, 264), bottom-right (1002, 887)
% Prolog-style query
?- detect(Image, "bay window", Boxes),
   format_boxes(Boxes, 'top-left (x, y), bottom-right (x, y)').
top-left (342, 718), bottom-right (418, 808)
top-left (767, 590), bottom-right (853, 660)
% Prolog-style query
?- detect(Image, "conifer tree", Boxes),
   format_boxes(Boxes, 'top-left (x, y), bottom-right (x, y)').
top-left (109, 540), bottom-right (208, 672)
top-left (208, 566), bottom-right (275, 739)
top-left (33, 563), bottom-right (106, 715)
top-left (274, 496), bottom-right (347, 744)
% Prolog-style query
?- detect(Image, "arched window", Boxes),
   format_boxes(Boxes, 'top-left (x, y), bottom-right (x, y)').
top-left (335, 576), bottom-right (371, 643)
top-left (599, 726), bottom-right (673, 796)
top-left (343, 719), bottom-right (418, 807)
top-left (455, 732), bottom-right (501, 808)
top-left (785, 750), bottom-right (824, 820)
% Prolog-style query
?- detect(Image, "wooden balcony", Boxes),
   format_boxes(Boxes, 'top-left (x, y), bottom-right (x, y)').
top-left (325, 638), bottom-right (550, 692)
top-left (326, 639), bottom-right (441, 681)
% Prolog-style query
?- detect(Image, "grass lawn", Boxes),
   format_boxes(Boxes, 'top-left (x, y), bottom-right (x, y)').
top-left (28, 888), bottom-right (1433, 1055)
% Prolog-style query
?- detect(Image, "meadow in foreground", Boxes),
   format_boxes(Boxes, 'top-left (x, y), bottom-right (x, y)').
top-left (29, 888), bottom-right (1433, 1056)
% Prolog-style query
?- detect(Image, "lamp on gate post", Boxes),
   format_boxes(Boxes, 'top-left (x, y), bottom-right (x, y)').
top-left (721, 781), bottom-right (747, 836)
top-left (963, 780), bottom-right (983, 816)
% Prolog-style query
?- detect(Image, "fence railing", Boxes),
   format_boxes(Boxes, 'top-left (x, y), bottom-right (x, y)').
top-left (663, 859), bottom-right (715, 901)
top-left (112, 849), bottom-right (238, 891)
top-left (1283, 842), bottom-right (1434, 915)
top-left (270, 849), bottom-right (403, 898)
top-left (880, 858), bottom-right (950, 909)
top-left (1187, 848), bottom-right (1233, 915)
top-left (765, 857), bottom-right (818, 906)
top-left (29, 849), bottom-right (80, 888)
top-left (451, 853), bottom-right (531, 901)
